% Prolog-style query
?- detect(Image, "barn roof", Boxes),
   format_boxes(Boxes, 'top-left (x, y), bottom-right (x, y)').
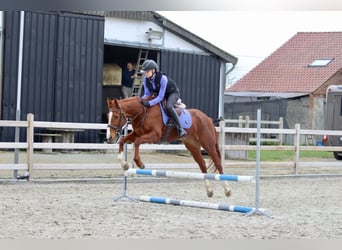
top-left (226, 32), bottom-right (342, 95)
top-left (78, 11), bottom-right (238, 64)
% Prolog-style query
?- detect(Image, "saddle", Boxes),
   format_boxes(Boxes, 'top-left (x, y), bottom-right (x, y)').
top-left (159, 99), bottom-right (191, 142)
top-left (161, 99), bottom-right (186, 116)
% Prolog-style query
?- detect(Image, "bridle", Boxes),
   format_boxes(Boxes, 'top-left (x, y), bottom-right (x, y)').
top-left (107, 108), bottom-right (128, 143)
top-left (107, 103), bottom-right (147, 143)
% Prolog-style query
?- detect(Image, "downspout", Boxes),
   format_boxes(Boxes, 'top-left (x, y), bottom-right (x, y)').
top-left (218, 61), bottom-right (236, 119)
top-left (0, 11), bottom-right (4, 118)
top-left (225, 62), bottom-right (236, 87)
top-left (13, 11), bottom-right (25, 179)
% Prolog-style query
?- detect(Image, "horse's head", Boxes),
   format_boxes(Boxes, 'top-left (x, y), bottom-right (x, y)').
top-left (106, 98), bottom-right (128, 143)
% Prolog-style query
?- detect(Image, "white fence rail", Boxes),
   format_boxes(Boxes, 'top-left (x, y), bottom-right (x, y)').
top-left (1, 113), bottom-right (342, 179)
top-left (225, 116), bottom-right (284, 145)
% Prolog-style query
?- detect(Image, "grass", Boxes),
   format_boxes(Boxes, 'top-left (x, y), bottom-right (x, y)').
top-left (247, 150), bottom-right (333, 161)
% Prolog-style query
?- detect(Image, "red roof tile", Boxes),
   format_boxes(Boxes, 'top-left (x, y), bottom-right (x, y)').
top-left (226, 32), bottom-right (342, 93)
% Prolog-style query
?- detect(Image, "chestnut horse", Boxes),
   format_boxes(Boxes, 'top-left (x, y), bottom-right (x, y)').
top-left (106, 96), bottom-right (231, 198)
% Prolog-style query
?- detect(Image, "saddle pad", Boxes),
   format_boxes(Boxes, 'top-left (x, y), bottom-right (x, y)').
top-left (159, 103), bottom-right (192, 129)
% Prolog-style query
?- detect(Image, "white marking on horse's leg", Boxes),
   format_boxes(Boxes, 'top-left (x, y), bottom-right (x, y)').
top-left (117, 152), bottom-right (129, 170)
top-left (205, 179), bottom-right (213, 198)
top-left (106, 111), bottom-right (112, 141)
top-left (222, 181), bottom-right (232, 197)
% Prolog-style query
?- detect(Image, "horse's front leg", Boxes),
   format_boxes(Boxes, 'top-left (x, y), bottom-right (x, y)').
top-left (132, 133), bottom-right (160, 169)
top-left (117, 132), bottom-right (136, 170)
top-left (133, 140), bottom-right (144, 169)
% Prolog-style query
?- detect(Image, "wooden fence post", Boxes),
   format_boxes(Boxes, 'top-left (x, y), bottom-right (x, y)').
top-left (238, 116), bottom-right (243, 128)
top-left (294, 123), bottom-right (300, 174)
top-left (279, 117), bottom-right (283, 145)
top-left (245, 116), bottom-right (250, 128)
top-left (26, 113), bottom-right (34, 180)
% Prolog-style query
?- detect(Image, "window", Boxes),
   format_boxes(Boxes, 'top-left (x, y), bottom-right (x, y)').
top-left (308, 58), bottom-right (334, 67)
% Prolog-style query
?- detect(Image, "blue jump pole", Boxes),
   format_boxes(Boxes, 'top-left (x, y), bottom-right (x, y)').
top-left (139, 195), bottom-right (257, 214)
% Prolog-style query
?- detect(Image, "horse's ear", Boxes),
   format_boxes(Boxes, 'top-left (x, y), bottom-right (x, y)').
top-left (107, 97), bottom-right (115, 108)
top-left (106, 98), bottom-right (111, 107)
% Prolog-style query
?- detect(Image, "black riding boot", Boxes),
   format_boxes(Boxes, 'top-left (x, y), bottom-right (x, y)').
top-left (168, 107), bottom-right (187, 138)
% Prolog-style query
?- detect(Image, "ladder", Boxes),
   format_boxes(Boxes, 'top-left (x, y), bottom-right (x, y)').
top-left (132, 49), bottom-right (149, 97)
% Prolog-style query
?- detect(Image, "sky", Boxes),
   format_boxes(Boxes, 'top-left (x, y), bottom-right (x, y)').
top-left (158, 11), bottom-right (342, 84)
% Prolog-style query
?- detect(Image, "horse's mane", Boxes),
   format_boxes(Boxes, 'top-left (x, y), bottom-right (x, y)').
top-left (119, 96), bottom-right (155, 106)
top-left (117, 96), bottom-right (141, 106)
top-left (119, 96), bottom-right (140, 103)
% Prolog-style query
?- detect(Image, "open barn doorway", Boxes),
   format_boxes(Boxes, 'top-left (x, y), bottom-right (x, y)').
top-left (101, 44), bottom-right (158, 126)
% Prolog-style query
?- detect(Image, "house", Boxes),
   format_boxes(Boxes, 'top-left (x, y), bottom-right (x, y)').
top-left (0, 11), bottom-right (237, 142)
top-left (225, 32), bottom-right (342, 134)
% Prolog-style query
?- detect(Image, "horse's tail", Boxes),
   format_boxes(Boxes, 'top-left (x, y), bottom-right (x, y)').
top-left (205, 123), bottom-right (223, 174)
top-left (215, 140), bottom-right (221, 160)
top-left (210, 116), bottom-right (223, 173)
top-left (213, 121), bottom-right (222, 161)
top-left (213, 116), bottom-right (224, 159)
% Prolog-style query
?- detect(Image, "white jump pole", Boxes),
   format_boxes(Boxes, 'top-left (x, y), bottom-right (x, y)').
top-left (125, 169), bottom-right (255, 182)
top-left (246, 109), bottom-right (271, 217)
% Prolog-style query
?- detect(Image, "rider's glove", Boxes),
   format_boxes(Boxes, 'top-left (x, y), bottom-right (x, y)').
top-left (142, 101), bottom-right (150, 107)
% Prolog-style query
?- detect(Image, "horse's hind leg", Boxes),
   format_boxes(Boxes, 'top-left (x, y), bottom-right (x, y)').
top-left (183, 137), bottom-right (214, 198)
top-left (222, 181), bottom-right (232, 197)
top-left (201, 139), bottom-right (232, 197)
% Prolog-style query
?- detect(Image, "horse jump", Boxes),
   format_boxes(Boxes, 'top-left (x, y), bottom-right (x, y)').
top-left (114, 109), bottom-right (270, 216)
top-left (122, 168), bottom-right (259, 214)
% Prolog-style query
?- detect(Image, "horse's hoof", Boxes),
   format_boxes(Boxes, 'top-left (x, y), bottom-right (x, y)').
top-left (121, 163), bottom-right (129, 170)
top-left (138, 163), bottom-right (145, 169)
top-left (225, 190), bottom-right (232, 197)
top-left (207, 190), bottom-right (214, 198)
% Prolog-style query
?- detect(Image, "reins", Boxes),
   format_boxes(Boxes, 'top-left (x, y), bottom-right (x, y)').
top-left (132, 106), bottom-right (147, 129)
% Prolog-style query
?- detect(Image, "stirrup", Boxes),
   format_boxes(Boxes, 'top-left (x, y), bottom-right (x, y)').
top-left (178, 128), bottom-right (187, 138)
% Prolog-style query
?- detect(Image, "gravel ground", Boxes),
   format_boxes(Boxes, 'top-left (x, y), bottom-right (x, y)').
top-left (1, 150), bottom-right (342, 239)
top-left (0, 176), bottom-right (341, 239)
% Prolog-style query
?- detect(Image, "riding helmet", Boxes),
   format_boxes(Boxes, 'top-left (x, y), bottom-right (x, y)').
top-left (142, 59), bottom-right (158, 71)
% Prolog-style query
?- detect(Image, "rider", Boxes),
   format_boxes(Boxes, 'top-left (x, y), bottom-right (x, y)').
top-left (140, 59), bottom-right (187, 138)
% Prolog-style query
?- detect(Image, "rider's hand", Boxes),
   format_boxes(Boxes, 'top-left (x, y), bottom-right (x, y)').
top-left (142, 101), bottom-right (150, 107)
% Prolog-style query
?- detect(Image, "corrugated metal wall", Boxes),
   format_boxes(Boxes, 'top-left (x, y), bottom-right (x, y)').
top-left (161, 50), bottom-right (221, 119)
top-left (22, 12), bottom-right (58, 122)
top-left (1, 11), bottom-right (104, 142)
top-left (53, 12), bottom-right (104, 126)
top-left (2, 11), bottom-right (21, 128)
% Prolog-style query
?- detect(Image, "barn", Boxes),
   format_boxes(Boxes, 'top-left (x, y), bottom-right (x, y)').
top-left (225, 32), bottom-right (342, 138)
top-left (0, 11), bottom-right (237, 142)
